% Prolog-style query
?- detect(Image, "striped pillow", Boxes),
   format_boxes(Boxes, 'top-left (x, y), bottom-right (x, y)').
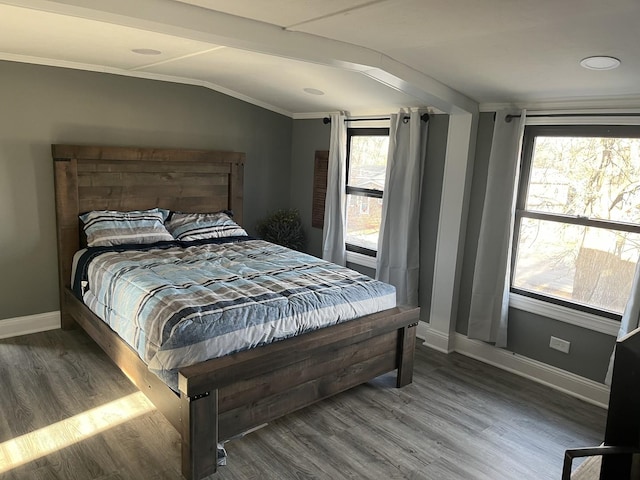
top-left (80, 208), bottom-right (173, 247)
top-left (166, 211), bottom-right (248, 241)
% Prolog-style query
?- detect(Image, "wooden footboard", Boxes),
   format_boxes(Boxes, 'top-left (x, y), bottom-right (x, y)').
top-left (178, 305), bottom-right (419, 479)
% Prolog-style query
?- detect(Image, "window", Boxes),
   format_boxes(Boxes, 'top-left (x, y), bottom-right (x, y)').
top-left (511, 125), bottom-right (640, 319)
top-left (345, 127), bottom-right (389, 256)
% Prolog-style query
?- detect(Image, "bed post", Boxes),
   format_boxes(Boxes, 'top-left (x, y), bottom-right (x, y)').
top-left (396, 322), bottom-right (418, 387)
top-left (229, 160), bottom-right (244, 226)
top-left (52, 153), bottom-right (80, 329)
top-left (180, 387), bottom-right (219, 480)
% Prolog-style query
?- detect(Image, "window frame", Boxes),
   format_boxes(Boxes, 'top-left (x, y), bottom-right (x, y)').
top-left (510, 124), bottom-right (640, 321)
top-left (345, 126), bottom-right (390, 257)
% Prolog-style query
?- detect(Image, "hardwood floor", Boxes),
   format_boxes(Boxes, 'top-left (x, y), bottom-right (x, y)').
top-left (0, 329), bottom-right (606, 480)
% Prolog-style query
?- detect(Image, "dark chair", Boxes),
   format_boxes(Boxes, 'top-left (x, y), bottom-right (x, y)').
top-left (561, 327), bottom-right (640, 479)
top-left (562, 446), bottom-right (640, 480)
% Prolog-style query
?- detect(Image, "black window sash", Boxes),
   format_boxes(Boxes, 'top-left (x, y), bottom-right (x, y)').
top-left (345, 127), bottom-right (389, 257)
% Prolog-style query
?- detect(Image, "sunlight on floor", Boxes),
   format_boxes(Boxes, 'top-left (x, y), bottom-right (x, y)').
top-left (0, 391), bottom-right (155, 473)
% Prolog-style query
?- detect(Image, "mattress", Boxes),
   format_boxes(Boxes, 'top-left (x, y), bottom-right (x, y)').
top-left (73, 238), bottom-right (396, 390)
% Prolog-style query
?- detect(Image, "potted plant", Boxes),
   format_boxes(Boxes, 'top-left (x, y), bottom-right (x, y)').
top-left (256, 209), bottom-right (306, 251)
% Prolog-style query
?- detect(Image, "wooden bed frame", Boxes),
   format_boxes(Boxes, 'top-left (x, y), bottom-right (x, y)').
top-left (52, 144), bottom-right (419, 480)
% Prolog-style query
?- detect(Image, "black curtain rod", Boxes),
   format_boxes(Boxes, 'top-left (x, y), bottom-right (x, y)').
top-left (322, 113), bottom-right (430, 124)
top-left (504, 112), bottom-right (640, 123)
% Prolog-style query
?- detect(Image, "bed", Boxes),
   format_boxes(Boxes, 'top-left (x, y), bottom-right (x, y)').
top-left (52, 144), bottom-right (419, 480)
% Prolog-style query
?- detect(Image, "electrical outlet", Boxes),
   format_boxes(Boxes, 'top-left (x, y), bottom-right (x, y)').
top-left (549, 336), bottom-right (571, 354)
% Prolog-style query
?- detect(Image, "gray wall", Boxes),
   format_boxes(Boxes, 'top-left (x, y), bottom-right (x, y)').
top-left (508, 309), bottom-right (614, 382)
top-left (0, 60), bottom-right (292, 321)
top-left (290, 119), bottom-right (329, 258)
top-left (456, 112), bottom-right (616, 383)
top-left (418, 115), bottom-right (449, 319)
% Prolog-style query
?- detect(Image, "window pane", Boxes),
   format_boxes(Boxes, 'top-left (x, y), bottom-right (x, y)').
top-left (345, 194), bottom-right (383, 251)
top-left (527, 136), bottom-right (640, 223)
top-left (347, 135), bottom-right (389, 191)
top-left (513, 218), bottom-right (640, 314)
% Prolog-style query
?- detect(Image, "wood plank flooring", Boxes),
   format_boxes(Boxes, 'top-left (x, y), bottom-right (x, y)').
top-left (0, 329), bottom-right (606, 480)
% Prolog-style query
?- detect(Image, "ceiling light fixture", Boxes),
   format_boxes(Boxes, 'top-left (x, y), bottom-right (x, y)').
top-left (580, 56), bottom-right (620, 70)
top-left (303, 88), bottom-right (325, 96)
top-left (131, 48), bottom-right (162, 56)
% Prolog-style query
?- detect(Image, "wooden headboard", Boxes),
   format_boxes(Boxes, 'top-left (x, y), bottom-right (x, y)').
top-left (52, 144), bottom-right (245, 321)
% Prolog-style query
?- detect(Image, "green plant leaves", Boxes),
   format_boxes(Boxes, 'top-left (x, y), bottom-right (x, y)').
top-left (256, 209), bottom-right (306, 251)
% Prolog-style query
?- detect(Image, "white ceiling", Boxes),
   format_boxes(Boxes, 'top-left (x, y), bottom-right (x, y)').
top-left (1, 0), bottom-right (639, 117)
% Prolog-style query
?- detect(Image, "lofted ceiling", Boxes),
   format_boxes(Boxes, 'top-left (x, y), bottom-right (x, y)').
top-left (1, 0), bottom-right (639, 117)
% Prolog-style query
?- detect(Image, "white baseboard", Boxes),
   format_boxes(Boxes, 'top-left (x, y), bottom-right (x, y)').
top-left (416, 321), bottom-right (429, 342)
top-left (0, 311), bottom-right (61, 339)
top-left (416, 322), bottom-right (609, 409)
top-left (418, 322), bottom-right (454, 353)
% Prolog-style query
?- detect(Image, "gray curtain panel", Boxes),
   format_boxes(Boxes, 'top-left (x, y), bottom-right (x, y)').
top-left (376, 109), bottom-right (428, 306)
top-left (322, 112), bottom-right (347, 266)
top-left (467, 109), bottom-right (526, 347)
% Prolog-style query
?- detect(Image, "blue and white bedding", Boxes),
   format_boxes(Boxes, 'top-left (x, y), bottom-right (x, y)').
top-left (73, 238), bottom-right (396, 390)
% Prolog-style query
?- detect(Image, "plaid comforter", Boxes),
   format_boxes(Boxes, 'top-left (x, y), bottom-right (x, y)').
top-left (74, 238), bottom-right (396, 390)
